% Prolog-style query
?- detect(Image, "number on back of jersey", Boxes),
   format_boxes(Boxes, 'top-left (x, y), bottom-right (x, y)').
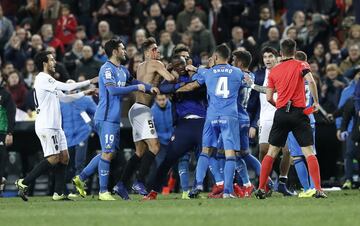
top-left (215, 77), bottom-right (230, 98)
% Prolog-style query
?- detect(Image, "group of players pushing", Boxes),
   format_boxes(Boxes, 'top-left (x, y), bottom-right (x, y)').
top-left (14, 36), bottom-right (326, 201)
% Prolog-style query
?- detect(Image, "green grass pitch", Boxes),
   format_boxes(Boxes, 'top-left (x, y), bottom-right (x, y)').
top-left (0, 190), bottom-right (359, 226)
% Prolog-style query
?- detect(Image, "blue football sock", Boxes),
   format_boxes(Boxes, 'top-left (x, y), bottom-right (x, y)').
top-left (224, 156), bottom-right (236, 194)
top-left (178, 154), bottom-right (190, 192)
top-left (217, 152), bottom-right (225, 179)
top-left (195, 153), bottom-right (209, 188)
top-left (243, 153), bottom-right (261, 176)
top-left (236, 157), bottom-right (250, 185)
top-left (79, 154), bottom-right (101, 181)
top-left (209, 156), bottom-right (224, 184)
top-left (294, 158), bottom-right (310, 191)
top-left (98, 158), bottom-right (110, 193)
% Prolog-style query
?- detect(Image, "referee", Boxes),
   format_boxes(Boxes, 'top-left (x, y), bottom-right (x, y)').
top-left (255, 39), bottom-right (327, 199)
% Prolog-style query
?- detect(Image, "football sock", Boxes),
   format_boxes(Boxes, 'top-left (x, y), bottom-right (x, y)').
top-left (80, 154), bottom-right (101, 181)
top-left (224, 156), bottom-right (236, 194)
top-left (98, 158), bottom-right (110, 193)
top-left (178, 155), bottom-right (190, 191)
top-left (294, 158), bottom-right (310, 191)
top-left (306, 155), bottom-right (321, 190)
top-left (259, 155), bottom-right (274, 190)
top-left (54, 163), bottom-right (67, 195)
top-left (236, 157), bottom-right (250, 185)
top-left (137, 150), bottom-right (156, 183)
top-left (23, 159), bottom-right (53, 185)
top-left (121, 154), bottom-right (141, 185)
top-left (243, 153), bottom-right (261, 176)
top-left (209, 156), bottom-right (224, 184)
top-left (195, 153), bottom-right (209, 188)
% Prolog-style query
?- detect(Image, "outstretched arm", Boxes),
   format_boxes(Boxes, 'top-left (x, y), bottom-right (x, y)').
top-left (55, 77), bottom-right (98, 92)
top-left (154, 61), bottom-right (176, 81)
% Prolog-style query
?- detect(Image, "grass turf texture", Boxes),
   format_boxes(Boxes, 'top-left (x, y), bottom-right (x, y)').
top-left (0, 190), bottom-right (359, 226)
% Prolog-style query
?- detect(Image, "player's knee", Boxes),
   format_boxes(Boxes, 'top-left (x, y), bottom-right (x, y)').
top-left (101, 152), bottom-right (113, 161)
top-left (224, 150), bottom-right (235, 157)
top-left (60, 150), bottom-right (70, 165)
top-left (202, 147), bottom-right (212, 155)
top-left (148, 140), bottom-right (160, 154)
top-left (239, 149), bottom-right (249, 157)
top-left (47, 154), bottom-right (60, 165)
top-left (267, 145), bottom-right (281, 157)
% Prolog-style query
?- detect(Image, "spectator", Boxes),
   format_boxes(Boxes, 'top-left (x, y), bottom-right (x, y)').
top-left (208, 0), bottom-right (231, 44)
top-left (176, 0), bottom-right (207, 33)
top-left (128, 53), bottom-right (143, 77)
top-left (64, 39), bottom-right (84, 79)
top-left (41, 0), bottom-right (61, 27)
top-left (55, 4), bottom-right (78, 47)
top-left (46, 46), bottom-right (70, 82)
top-left (149, 3), bottom-right (165, 31)
top-left (165, 19), bottom-right (181, 45)
top-left (4, 35), bottom-right (28, 70)
top-left (22, 59), bottom-right (37, 89)
top-left (189, 16), bottom-right (215, 60)
top-left (17, 0), bottom-right (42, 33)
top-left (27, 34), bottom-right (45, 59)
top-left (75, 45), bottom-right (102, 80)
top-left (126, 43), bottom-right (138, 61)
top-left (134, 28), bottom-right (147, 51)
top-left (181, 31), bottom-right (193, 49)
top-left (75, 26), bottom-right (90, 45)
top-left (310, 42), bottom-right (326, 75)
top-left (145, 18), bottom-right (159, 42)
top-left (249, 5), bottom-right (276, 45)
top-left (339, 44), bottom-right (360, 74)
top-left (91, 21), bottom-right (117, 55)
top-left (321, 64), bottom-right (348, 112)
top-left (325, 37), bottom-right (342, 65)
top-left (283, 10), bottom-right (308, 44)
top-left (41, 24), bottom-right (65, 61)
top-left (0, 5), bottom-right (14, 57)
top-left (6, 70), bottom-right (28, 110)
top-left (159, 31), bottom-right (175, 61)
top-left (261, 27), bottom-right (280, 51)
top-left (1, 63), bottom-right (15, 81)
top-left (97, 0), bottom-right (132, 42)
top-left (227, 26), bottom-right (256, 56)
top-left (343, 24), bottom-right (360, 50)
top-left (158, 0), bottom-right (178, 19)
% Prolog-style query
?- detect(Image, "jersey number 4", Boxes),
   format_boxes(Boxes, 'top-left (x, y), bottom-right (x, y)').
top-left (215, 77), bottom-right (230, 98)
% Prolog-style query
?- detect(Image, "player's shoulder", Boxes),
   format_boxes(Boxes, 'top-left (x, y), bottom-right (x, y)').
top-left (100, 62), bottom-right (116, 78)
top-left (34, 72), bottom-right (55, 84)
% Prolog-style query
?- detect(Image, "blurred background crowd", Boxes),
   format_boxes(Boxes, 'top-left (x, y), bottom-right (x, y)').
top-left (0, 0), bottom-right (360, 195)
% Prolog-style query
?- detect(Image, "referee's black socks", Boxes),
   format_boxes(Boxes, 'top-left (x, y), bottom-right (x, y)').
top-left (23, 159), bottom-right (53, 186)
top-left (121, 154), bottom-right (141, 185)
top-left (137, 150), bottom-right (156, 183)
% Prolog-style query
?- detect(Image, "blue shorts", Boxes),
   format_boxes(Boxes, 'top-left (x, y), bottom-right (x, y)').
top-left (202, 116), bottom-right (240, 151)
top-left (239, 120), bottom-right (250, 151)
top-left (95, 120), bottom-right (120, 153)
top-left (288, 124), bottom-right (316, 157)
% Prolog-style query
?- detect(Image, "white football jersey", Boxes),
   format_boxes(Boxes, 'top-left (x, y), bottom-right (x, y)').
top-left (259, 69), bottom-right (277, 123)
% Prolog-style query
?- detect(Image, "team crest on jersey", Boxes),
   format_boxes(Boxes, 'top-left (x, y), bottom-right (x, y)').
top-left (48, 78), bottom-right (55, 83)
top-left (105, 144), bottom-right (111, 149)
top-left (150, 129), bottom-right (155, 135)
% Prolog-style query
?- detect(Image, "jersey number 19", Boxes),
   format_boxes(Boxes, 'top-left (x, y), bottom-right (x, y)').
top-left (215, 77), bottom-right (230, 98)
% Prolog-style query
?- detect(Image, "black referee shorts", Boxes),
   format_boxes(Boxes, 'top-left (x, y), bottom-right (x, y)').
top-left (268, 107), bottom-right (314, 147)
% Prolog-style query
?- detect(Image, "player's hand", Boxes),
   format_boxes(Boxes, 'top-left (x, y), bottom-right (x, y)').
top-left (5, 134), bottom-right (13, 147)
top-left (83, 88), bottom-right (98, 96)
top-left (249, 127), bottom-right (257, 139)
top-left (150, 87), bottom-right (160, 95)
top-left (244, 73), bottom-right (254, 86)
top-left (137, 84), bottom-right (146, 92)
top-left (185, 65), bottom-right (197, 72)
top-left (171, 70), bottom-right (179, 80)
top-left (90, 77), bottom-right (99, 84)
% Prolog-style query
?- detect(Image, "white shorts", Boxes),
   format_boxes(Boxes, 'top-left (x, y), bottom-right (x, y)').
top-left (36, 128), bottom-right (68, 157)
top-left (258, 120), bottom-right (273, 144)
top-left (128, 103), bottom-right (158, 142)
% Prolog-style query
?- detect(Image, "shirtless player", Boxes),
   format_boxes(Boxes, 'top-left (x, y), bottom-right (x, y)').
top-left (113, 38), bottom-right (176, 198)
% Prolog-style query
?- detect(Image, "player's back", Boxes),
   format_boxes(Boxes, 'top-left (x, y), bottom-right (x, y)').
top-left (94, 61), bottom-right (125, 123)
top-left (33, 72), bottom-right (62, 130)
top-left (205, 64), bottom-right (243, 118)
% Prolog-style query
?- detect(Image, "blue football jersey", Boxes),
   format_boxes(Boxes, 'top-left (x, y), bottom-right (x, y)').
top-left (238, 71), bottom-right (254, 122)
top-left (304, 81), bottom-right (315, 124)
top-left (204, 64), bottom-right (243, 118)
top-left (94, 61), bottom-right (129, 123)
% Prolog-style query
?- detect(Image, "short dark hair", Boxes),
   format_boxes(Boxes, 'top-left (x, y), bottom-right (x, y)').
top-left (173, 44), bottom-right (190, 56)
top-left (295, 51), bottom-right (307, 61)
top-left (142, 37), bottom-right (157, 52)
top-left (261, 46), bottom-right (279, 57)
top-left (214, 44), bottom-right (231, 60)
top-left (171, 54), bottom-right (186, 64)
top-left (34, 51), bottom-right (52, 71)
top-left (280, 39), bottom-right (296, 57)
top-left (233, 50), bottom-right (252, 68)
top-left (104, 39), bottom-right (122, 58)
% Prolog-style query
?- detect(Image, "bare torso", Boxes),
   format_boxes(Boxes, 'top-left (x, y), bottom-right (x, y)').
top-left (135, 60), bottom-right (162, 106)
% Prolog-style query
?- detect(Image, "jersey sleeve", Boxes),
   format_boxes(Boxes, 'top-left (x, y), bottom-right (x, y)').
top-left (39, 76), bottom-right (57, 92)
top-left (192, 68), bottom-right (207, 85)
top-left (267, 71), bottom-right (275, 89)
top-left (300, 62), bottom-right (311, 77)
top-left (101, 66), bottom-right (116, 86)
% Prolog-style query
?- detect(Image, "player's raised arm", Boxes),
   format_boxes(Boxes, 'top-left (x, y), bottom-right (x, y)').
top-left (153, 60), bottom-right (176, 81)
